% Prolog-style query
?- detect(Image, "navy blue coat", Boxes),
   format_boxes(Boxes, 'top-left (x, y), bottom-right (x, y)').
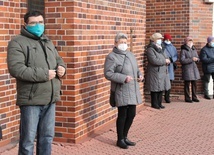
top-left (199, 44), bottom-right (214, 74)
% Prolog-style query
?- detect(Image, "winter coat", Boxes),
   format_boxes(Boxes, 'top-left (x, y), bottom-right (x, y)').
top-left (180, 44), bottom-right (200, 81)
top-left (199, 43), bottom-right (214, 74)
top-left (104, 47), bottom-right (142, 107)
top-left (145, 42), bottom-right (171, 92)
top-left (163, 42), bottom-right (178, 80)
top-left (7, 28), bottom-right (66, 106)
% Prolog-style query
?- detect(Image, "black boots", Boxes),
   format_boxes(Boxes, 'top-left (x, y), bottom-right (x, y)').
top-left (165, 90), bottom-right (171, 103)
top-left (124, 138), bottom-right (136, 146)
top-left (204, 95), bottom-right (211, 100)
top-left (117, 139), bottom-right (128, 149)
top-left (117, 138), bottom-right (136, 149)
top-left (205, 95), bottom-right (211, 99)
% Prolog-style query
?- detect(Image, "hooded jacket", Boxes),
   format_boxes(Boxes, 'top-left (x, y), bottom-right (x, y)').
top-left (7, 28), bottom-right (66, 106)
top-left (104, 47), bottom-right (142, 107)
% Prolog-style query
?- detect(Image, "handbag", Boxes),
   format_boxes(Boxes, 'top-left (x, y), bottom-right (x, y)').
top-left (109, 54), bottom-right (126, 107)
top-left (173, 62), bottom-right (178, 70)
top-left (109, 90), bottom-right (116, 107)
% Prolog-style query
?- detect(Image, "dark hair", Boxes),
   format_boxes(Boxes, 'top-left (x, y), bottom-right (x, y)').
top-left (24, 10), bottom-right (44, 24)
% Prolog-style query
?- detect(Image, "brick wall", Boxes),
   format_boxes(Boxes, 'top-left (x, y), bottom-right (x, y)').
top-left (45, 0), bottom-right (146, 143)
top-left (146, 0), bottom-right (213, 95)
top-left (1, 0), bottom-right (213, 149)
top-left (0, 0), bottom-right (27, 148)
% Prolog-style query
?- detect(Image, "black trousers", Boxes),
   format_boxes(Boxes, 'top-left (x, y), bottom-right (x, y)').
top-left (165, 80), bottom-right (172, 101)
top-left (151, 91), bottom-right (163, 108)
top-left (184, 80), bottom-right (197, 100)
top-left (116, 105), bottom-right (136, 140)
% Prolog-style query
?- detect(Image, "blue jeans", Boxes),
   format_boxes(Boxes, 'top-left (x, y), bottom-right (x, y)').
top-left (18, 103), bottom-right (55, 155)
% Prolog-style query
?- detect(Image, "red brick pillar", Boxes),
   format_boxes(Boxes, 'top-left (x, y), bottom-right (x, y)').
top-left (45, 0), bottom-right (146, 143)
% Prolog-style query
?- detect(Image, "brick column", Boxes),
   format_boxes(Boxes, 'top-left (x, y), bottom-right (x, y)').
top-left (0, 0), bottom-right (27, 148)
top-left (45, 0), bottom-right (146, 143)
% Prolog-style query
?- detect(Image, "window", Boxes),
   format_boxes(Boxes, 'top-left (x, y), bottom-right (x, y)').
top-left (28, 0), bottom-right (44, 13)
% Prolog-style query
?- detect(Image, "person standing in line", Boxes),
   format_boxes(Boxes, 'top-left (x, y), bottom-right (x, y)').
top-left (145, 33), bottom-right (171, 109)
top-left (163, 33), bottom-right (178, 103)
top-left (180, 36), bottom-right (200, 103)
top-left (7, 10), bottom-right (66, 155)
top-left (104, 33), bottom-right (143, 149)
top-left (199, 36), bottom-right (214, 100)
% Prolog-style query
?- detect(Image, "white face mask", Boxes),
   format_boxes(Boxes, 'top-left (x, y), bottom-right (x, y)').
top-left (156, 39), bottom-right (162, 45)
top-left (118, 43), bottom-right (128, 51)
top-left (164, 40), bottom-right (171, 44)
top-left (187, 42), bottom-right (193, 48)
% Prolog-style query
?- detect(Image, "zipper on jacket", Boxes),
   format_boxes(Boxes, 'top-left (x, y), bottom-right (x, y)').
top-left (128, 56), bottom-right (138, 103)
top-left (39, 40), bottom-right (54, 104)
top-left (26, 46), bottom-right (30, 66)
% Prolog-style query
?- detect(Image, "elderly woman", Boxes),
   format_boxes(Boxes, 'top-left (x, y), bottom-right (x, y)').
top-left (145, 33), bottom-right (171, 109)
top-left (104, 33), bottom-right (143, 149)
top-left (163, 33), bottom-right (178, 103)
top-left (180, 36), bottom-right (200, 103)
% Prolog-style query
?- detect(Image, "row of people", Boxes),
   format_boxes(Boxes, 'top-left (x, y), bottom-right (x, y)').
top-left (104, 32), bottom-right (214, 149)
top-left (7, 10), bottom-right (214, 152)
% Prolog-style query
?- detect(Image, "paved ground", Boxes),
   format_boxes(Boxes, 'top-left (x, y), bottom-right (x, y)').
top-left (1, 95), bottom-right (214, 155)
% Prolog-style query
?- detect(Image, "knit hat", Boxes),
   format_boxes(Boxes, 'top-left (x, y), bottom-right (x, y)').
top-left (164, 33), bottom-right (172, 41)
top-left (184, 36), bottom-right (193, 43)
top-left (207, 36), bottom-right (214, 43)
top-left (150, 33), bottom-right (163, 41)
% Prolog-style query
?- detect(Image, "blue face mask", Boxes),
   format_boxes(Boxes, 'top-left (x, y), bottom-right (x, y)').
top-left (211, 42), bottom-right (214, 48)
top-left (26, 23), bottom-right (44, 37)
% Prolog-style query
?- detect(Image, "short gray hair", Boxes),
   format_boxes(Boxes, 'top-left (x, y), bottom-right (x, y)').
top-left (115, 33), bottom-right (128, 43)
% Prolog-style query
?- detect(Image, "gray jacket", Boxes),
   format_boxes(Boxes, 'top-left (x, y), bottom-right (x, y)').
top-left (7, 28), bottom-right (66, 106)
top-left (145, 42), bottom-right (171, 92)
top-left (180, 44), bottom-right (200, 81)
top-left (104, 47), bottom-right (142, 107)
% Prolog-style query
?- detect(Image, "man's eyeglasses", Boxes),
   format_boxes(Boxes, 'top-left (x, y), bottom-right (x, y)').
top-left (28, 21), bottom-right (44, 26)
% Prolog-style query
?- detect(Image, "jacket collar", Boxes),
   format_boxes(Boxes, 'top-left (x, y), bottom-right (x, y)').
top-left (181, 44), bottom-right (196, 51)
top-left (21, 27), bottom-right (49, 42)
top-left (147, 42), bottom-right (163, 53)
top-left (113, 46), bottom-right (127, 55)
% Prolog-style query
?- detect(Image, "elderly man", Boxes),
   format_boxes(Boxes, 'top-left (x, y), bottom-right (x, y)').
top-left (200, 36), bottom-right (214, 100)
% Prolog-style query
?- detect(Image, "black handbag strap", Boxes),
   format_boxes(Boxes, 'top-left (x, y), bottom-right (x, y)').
top-left (113, 53), bottom-right (126, 91)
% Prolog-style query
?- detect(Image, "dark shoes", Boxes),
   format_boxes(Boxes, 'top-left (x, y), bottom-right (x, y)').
top-left (192, 98), bottom-right (200, 102)
top-left (159, 105), bottom-right (165, 109)
top-left (151, 105), bottom-right (160, 109)
top-left (165, 99), bottom-right (171, 103)
top-left (185, 98), bottom-right (200, 103)
top-left (185, 99), bottom-right (193, 103)
top-left (151, 105), bottom-right (165, 109)
top-left (204, 95), bottom-right (211, 100)
top-left (117, 139), bottom-right (128, 149)
top-left (124, 138), bottom-right (136, 146)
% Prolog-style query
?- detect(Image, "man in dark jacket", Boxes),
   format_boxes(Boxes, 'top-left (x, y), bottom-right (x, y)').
top-left (200, 36), bottom-right (214, 100)
top-left (7, 10), bottom-right (66, 155)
